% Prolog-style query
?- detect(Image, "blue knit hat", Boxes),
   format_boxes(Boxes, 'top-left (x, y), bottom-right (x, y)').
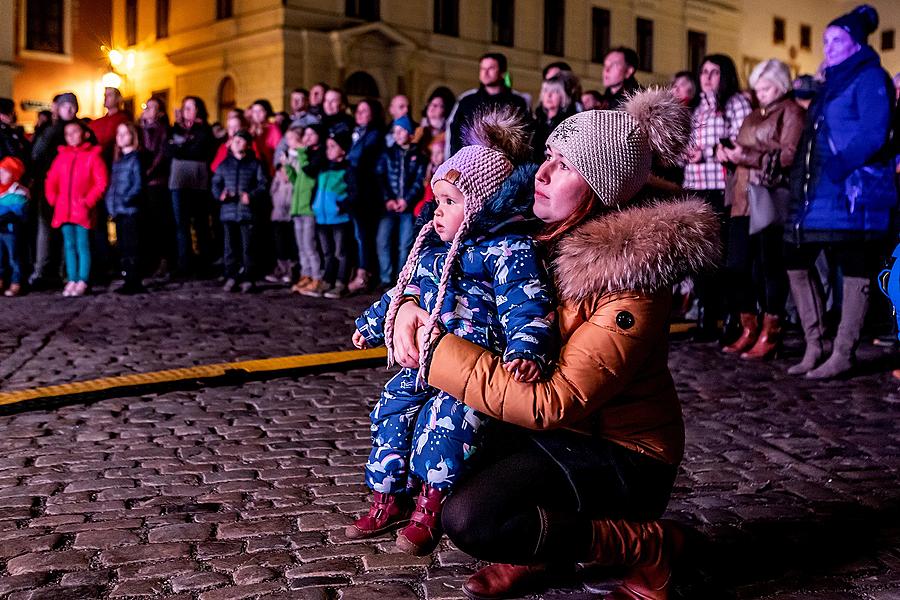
top-left (392, 115), bottom-right (415, 135)
top-left (828, 4), bottom-right (879, 45)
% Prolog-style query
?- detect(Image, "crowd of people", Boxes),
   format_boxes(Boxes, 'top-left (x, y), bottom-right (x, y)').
top-left (0, 5), bottom-right (896, 379)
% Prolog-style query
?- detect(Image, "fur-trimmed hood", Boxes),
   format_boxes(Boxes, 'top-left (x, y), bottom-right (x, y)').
top-left (552, 197), bottom-right (721, 302)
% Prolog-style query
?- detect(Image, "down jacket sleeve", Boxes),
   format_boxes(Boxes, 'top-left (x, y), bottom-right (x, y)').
top-left (426, 290), bottom-right (669, 429)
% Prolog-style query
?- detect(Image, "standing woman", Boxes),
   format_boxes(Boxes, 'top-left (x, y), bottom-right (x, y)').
top-left (717, 60), bottom-right (805, 359)
top-left (683, 54), bottom-right (752, 342)
top-left (345, 98), bottom-right (385, 294)
top-left (140, 95), bottom-right (173, 278)
top-left (785, 4), bottom-right (896, 379)
top-left (167, 96), bottom-right (216, 276)
top-left (531, 72), bottom-right (579, 163)
top-left (390, 90), bottom-right (720, 600)
top-left (248, 99), bottom-right (283, 176)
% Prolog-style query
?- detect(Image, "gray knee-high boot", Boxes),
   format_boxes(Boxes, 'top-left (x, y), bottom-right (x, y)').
top-left (786, 269), bottom-right (827, 375)
top-left (806, 276), bottom-right (869, 380)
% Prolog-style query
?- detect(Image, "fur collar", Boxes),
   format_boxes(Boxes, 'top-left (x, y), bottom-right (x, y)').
top-left (552, 197), bottom-right (721, 301)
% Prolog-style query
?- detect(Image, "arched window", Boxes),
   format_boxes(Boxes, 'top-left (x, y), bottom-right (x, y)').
top-left (344, 71), bottom-right (380, 101)
top-left (217, 76), bottom-right (236, 125)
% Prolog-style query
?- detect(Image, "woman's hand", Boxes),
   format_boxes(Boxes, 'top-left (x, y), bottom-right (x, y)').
top-left (392, 301), bottom-right (429, 368)
top-left (686, 146), bottom-right (703, 164)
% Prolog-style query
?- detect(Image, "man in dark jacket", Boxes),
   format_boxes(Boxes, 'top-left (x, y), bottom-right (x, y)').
top-left (447, 53), bottom-right (531, 156)
top-left (211, 130), bottom-right (268, 293)
top-left (0, 99), bottom-right (29, 165)
top-left (601, 47), bottom-right (641, 109)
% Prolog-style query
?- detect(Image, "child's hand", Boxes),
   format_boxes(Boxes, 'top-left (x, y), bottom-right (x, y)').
top-left (394, 199), bottom-right (408, 213)
top-left (240, 192), bottom-right (250, 205)
top-left (352, 329), bottom-right (369, 349)
top-left (219, 189), bottom-right (229, 201)
top-left (503, 358), bottom-right (541, 383)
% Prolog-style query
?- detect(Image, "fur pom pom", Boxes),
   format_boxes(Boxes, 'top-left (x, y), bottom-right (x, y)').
top-left (462, 106), bottom-right (531, 163)
top-left (623, 87), bottom-right (692, 167)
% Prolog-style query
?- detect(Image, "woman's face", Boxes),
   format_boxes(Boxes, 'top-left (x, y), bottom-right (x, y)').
top-left (754, 77), bottom-right (781, 107)
top-left (533, 145), bottom-right (592, 224)
top-left (181, 99), bottom-right (197, 122)
top-left (250, 104), bottom-right (268, 125)
top-left (699, 61), bottom-right (721, 95)
top-left (671, 76), bottom-right (695, 104)
top-left (142, 99), bottom-right (159, 121)
top-left (823, 26), bottom-right (860, 67)
top-left (355, 102), bottom-right (372, 127)
top-left (426, 97), bottom-right (445, 124)
top-left (57, 102), bottom-right (77, 121)
top-left (541, 86), bottom-right (562, 114)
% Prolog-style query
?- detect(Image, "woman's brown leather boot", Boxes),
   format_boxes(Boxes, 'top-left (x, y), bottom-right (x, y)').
top-left (741, 314), bottom-right (781, 360)
top-left (462, 563), bottom-right (552, 600)
top-left (721, 313), bottom-right (758, 354)
top-left (588, 519), bottom-right (684, 600)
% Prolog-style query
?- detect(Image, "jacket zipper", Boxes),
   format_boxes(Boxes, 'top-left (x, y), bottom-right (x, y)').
top-left (66, 151), bottom-right (78, 223)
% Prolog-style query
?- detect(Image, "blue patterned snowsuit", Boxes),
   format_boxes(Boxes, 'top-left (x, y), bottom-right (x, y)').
top-left (355, 230), bottom-right (558, 493)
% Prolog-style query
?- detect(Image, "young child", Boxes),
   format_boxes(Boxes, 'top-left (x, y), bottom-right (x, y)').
top-left (348, 109), bottom-right (559, 556)
top-left (211, 129), bottom-right (268, 293)
top-left (106, 122), bottom-right (145, 294)
top-left (412, 133), bottom-right (446, 218)
top-left (375, 115), bottom-right (426, 287)
top-left (300, 126), bottom-right (355, 299)
top-left (45, 121), bottom-right (108, 297)
top-left (284, 124), bottom-right (324, 294)
top-left (0, 157), bottom-right (28, 297)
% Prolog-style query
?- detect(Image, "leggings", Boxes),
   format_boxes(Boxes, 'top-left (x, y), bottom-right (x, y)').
top-left (61, 224), bottom-right (91, 283)
top-left (441, 428), bottom-right (676, 565)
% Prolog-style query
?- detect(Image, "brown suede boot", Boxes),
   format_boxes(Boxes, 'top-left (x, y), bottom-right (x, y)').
top-left (721, 313), bottom-right (758, 354)
top-left (395, 484), bottom-right (446, 556)
top-left (344, 491), bottom-right (412, 539)
top-left (589, 519), bottom-right (684, 600)
top-left (462, 563), bottom-right (553, 600)
top-left (741, 314), bottom-right (781, 360)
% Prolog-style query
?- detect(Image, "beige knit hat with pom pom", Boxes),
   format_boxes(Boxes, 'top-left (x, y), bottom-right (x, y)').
top-left (546, 87), bottom-right (691, 208)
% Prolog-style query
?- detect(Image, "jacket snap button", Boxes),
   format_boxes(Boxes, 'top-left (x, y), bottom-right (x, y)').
top-left (616, 311), bottom-right (635, 329)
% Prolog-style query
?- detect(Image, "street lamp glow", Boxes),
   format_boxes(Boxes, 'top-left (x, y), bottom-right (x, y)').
top-left (108, 49), bottom-right (124, 66)
top-left (125, 50), bottom-right (136, 71)
top-left (101, 71), bottom-right (123, 88)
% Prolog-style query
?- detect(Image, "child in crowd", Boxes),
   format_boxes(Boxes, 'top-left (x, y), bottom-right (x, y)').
top-left (45, 121), bottom-right (108, 297)
top-left (375, 115), bottom-right (426, 288)
top-left (300, 126), bottom-right (355, 299)
top-left (211, 130), bottom-right (268, 293)
top-left (348, 109), bottom-right (559, 556)
top-left (211, 112), bottom-right (260, 172)
top-left (106, 122), bottom-right (146, 294)
top-left (267, 132), bottom-right (297, 286)
top-left (0, 157), bottom-right (28, 297)
top-left (284, 124), bottom-right (324, 294)
top-left (413, 132), bottom-right (446, 218)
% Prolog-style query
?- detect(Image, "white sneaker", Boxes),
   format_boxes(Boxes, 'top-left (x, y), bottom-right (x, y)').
top-left (62, 281), bottom-right (76, 297)
top-left (72, 281), bottom-right (88, 297)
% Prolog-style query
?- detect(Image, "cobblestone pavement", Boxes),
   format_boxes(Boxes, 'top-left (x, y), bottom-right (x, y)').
top-left (0, 283), bottom-right (897, 599)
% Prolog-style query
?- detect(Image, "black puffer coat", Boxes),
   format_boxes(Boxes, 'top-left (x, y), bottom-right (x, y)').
top-left (211, 154), bottom-right (268, 222)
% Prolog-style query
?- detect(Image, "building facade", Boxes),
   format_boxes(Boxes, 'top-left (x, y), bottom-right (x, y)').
top-left (2, 0), bottom-right (897, 126)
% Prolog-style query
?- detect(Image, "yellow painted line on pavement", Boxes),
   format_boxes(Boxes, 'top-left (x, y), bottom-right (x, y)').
top-left (0, 347), bottom-right (388, 407)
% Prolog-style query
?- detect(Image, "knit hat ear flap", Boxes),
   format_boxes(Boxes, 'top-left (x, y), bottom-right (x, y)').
top-left (622, 87), bottom-right (692, 167)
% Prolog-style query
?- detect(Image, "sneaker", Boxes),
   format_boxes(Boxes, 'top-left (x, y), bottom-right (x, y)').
top-left (290, 276), bottom-right (312, 293)
top-left (347, 269), bottom-right (371, 294)
top-left (299, 279), bottom-right (331, 298)
top-left (280, 274), bottom-right (292, 284)
top-left (4, 283), bottom-right (21, 297)
top-left (72, 281), bottom-right (89, 297)
top-left (222, 278), bottom-right (237, 292)
top-left (323, 281), bottom-right (347, 299)
top-left (62, 281), bottom-right (76, 297)
top-left (239, 281), bottom-right (255, 294)
top-left (264, 273), bottom-right (281, 283)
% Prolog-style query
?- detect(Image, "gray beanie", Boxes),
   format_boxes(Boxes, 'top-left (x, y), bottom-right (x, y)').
top-left (55, 92), bottom-right (79, 113)
top-left (546, 88), bottom-right (691, 207)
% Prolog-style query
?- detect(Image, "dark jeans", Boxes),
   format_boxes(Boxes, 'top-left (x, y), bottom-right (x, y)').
top-left (692, 189), bottom-right (728, 328)
top-left (272, 221), bottom-right (296, 262)
top-left (317, 223), bottom-right (351, 284)
top-left (222, 221), bottom-right (253, 281)
top-left (0, 230), bottom-right (21, 284)
top-left (171, 188), bottom-right (213, 273)
top-left (352, 209), bottom-right (378, 273)
top-left (114, 214), bottom-right (140, 283)
top-left (145, 185), bottom-right (175, 270)
top-left (725, 216), bottom-right (788, 315)
top-left (376, 211), bottom-right (414, 285)
top-left (784, 240), bottom-right (884, 278)
top-left (441, 427), bottom-right (677, 565)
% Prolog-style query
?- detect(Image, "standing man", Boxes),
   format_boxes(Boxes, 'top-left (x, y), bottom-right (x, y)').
top-left (0, 99), bottom-right (29, 164)
top-left (384, 94), bottom-right (410, 148)
top-left (601, 47), bottom-right (641, 109)
top-left (274, 88), bottom-right (320, 167)
top-left (446, 53), bottom-right (531, 156)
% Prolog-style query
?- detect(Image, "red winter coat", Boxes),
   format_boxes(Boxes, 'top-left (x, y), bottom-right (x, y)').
top-left (45, 143), bottom-right (108, 229)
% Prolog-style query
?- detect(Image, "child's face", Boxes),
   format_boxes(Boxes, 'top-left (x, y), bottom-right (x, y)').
top-left (325, 138), bottom-right (345, 162)
top-left (285, 130), bottom-right (302, 149)
top-left (231, 136), bottom-right (248, 155)
top-left (115, 123), bottom-right (134, 150)
top-left (392, 126), bottom-right (411, 147)
top-left (64, 123), bottom-right (84, 146)
top-left (429, 143), bottom-right (445, 166)
top-left (301, 128), bottom-right (319, 148)
top-left (432, 180), bottom-right (466, 242)
top-left (226, 116), bottom-right (242, 138)
top-left (0, 168), bottom-right (12, 186)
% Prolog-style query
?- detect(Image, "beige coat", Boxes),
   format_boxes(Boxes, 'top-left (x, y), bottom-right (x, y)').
top-left (427, 197), bottom-right (721, 466)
